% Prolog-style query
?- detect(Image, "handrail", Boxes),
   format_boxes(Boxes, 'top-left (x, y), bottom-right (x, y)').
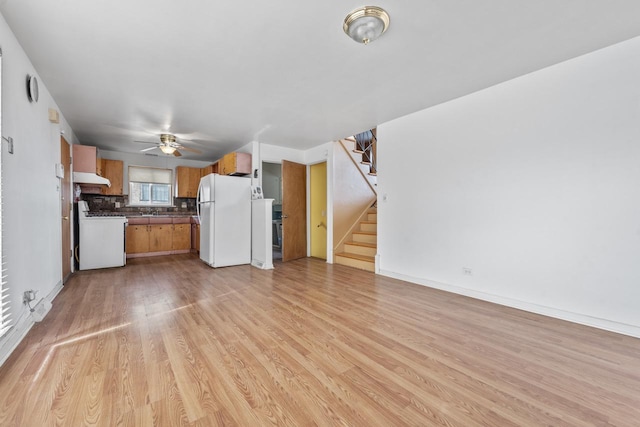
top-left (354, 130), bottom-right (376, 175)
top-left (338, 139), bottom-right (377, 195)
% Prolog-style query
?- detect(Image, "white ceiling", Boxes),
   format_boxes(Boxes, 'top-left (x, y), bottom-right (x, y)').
top-left (2, 1), bottom-right (640, 161)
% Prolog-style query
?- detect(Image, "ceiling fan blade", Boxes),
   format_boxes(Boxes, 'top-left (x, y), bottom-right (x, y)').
top-left (140, 146), bottom-right (158, 152)
top-left (178, 146), bottom-right (202, 154)
top-left (173, 150), bottom-right (182, 157)
top-left (134, 140), bottom-right (157, 144)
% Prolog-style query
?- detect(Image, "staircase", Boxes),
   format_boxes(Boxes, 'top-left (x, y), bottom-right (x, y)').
top-left (334, 206), bottom-right (377, 272)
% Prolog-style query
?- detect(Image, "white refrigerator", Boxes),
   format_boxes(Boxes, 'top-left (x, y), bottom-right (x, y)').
top-left (197, 174), bottom-right (251, 267)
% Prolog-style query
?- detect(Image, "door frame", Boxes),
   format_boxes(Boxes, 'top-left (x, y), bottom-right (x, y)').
top-left (60, 136), bottom-right (72, 281)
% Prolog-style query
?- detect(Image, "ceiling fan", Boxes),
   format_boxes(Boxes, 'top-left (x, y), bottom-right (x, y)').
top-left (135, 133), bottom-right (203, 157)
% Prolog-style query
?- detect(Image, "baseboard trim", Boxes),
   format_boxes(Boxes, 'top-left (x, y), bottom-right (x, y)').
top-left (378, 269), bottom-right (640, 339)
top-left (0, 280), bottom-right (64, 366)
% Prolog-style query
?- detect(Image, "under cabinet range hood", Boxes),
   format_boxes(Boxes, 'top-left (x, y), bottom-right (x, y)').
top-left (73, 172), bottom-right (111, 187)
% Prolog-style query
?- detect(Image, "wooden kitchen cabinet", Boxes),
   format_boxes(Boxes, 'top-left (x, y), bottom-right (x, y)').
top-left (172, 224), bottom-right (191, 250)
top-left (220, 152), bottom-right (251, 176)
top-left (101, 159), bottom-right (124, 195)
top-left (149, 224), bottom-right (172, 252)
top-left (127, 218), bottom-right (196, 258)
top-left (96, 157), bottom-right (104, 177)
top-left (200, 162), bottom-right (218, 177)
top-left (73, 145), bottom-right (98, 173)
top-left (191, 223), bottom-right (200, 252)
top-left (176, 166), bottom-right (201, 198)
top-left (126, 225), bottom-right (150, 254)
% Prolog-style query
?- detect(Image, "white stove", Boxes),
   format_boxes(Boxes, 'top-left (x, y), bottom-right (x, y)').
top-left (78, 201), bottom-right (128, 270)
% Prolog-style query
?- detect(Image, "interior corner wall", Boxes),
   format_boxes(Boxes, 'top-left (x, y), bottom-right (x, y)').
top-left (1, 11), bottom-right (80, 361)
top-left (377, 36), bottom-right (640, 337)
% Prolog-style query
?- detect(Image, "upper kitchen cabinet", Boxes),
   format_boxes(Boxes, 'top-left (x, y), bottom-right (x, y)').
top-left (200, 162), bottom-right (219, 177)
top-left (73, 145), bottom-right (99, 173)
top-left (100, 159), bottom-right (124, 195)
top-left (175, 166), bottom-right (201, 198)
top-left (220, 152), bottom-right (251, 176)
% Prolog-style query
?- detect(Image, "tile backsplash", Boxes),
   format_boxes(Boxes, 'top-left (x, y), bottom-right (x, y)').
top-left (82, 194), bottom-right (196, 215)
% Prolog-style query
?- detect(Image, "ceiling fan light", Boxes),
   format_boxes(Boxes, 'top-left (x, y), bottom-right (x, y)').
top-left (159, 145), bottom-right (176, 154)
top-left (343, 6), bottom-right (390, 44)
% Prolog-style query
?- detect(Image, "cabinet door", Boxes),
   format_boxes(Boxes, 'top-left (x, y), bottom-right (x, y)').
top-left (149, 224), bottom-right (172, 252)
top-left (126, 225), bottom-right (150, 254)
top-left (201, 164), bottom-right (214, 177)
top-left (220, 153), bottom-right (232, 175)
top-left (196, 224), bottom-right (200, 252)
top-left (220, 152), bottom-right (251, 176)
top-left (172, 224), bottom-right (191, 250)
top-left (234, 152), bottom-right (252, 175)
top-left (189, 168), bottom-right (201, 197)
top-left (101, 159), bottom-right (124, 195)
top-left (73, 145), bottom-right (98, 173)
top-left (175, 166), bottom-right (190, 198)
top-left (176, 166), bottom-right (200, 198)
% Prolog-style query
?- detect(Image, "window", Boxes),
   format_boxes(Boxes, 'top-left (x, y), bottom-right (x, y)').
top-left (128, 166), bottom-right (173, 206)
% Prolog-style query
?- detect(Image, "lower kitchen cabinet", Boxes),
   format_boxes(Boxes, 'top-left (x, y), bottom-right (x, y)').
top-left (126, 225), bottom-right (150, 254)
top-left (149, 224), bottom-right (172, 252)
top-left (172, 224), bottom-right (191, 251)
top-left (126, 219), bottom-right (195, 257)
top-left (191, 223), bottom-right (200, 252)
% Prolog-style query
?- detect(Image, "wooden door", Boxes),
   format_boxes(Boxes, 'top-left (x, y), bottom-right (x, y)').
top-left (309, 162), bottom-right (327, 259)
top-left (282, 160), bottom-right (307, 262)
top-left (61, 137), bottom-right (72, 280)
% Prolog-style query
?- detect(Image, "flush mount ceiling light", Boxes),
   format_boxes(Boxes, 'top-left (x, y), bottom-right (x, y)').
top-left (343, 6), bottom-right (390, 44)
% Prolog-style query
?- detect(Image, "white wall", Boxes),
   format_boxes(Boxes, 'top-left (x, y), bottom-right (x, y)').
top-left (378, 37), bottom-right (640, 337)
top-left (0, 13), bottom-right (80, 362)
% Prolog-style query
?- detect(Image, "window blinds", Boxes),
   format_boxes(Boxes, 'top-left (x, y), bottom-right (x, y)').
top-left (128, 166), bottom-right (172, 184)
top-left (0, 49), bottom-right (10, 339)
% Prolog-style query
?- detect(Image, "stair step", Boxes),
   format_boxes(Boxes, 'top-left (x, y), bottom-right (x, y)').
top-left (352, 149), bottom-right (364, 154)
top-left (344, 241), bottom-right (376, 256)
top-left (360, 161), bottom-right (371, 166)
top-left (367, 213), bottom-right (377, 221)
top-left (335, 252), bottom-right (375, 272)
top-left (360, 221), bottom-right (377, 232)
top-left (353, 231), bottom-right (377, 244)
top-left (368, 172), bottom-right (377, 176)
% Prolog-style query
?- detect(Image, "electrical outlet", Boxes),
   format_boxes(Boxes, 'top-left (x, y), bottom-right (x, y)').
top-left (23, 290), bottom-right (37, 304)
top-left (462, 267), bottom-right (472, 276)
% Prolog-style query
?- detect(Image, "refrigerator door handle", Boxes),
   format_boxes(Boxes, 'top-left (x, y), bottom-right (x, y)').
top-left (196, 181), bottom-right (202, 222)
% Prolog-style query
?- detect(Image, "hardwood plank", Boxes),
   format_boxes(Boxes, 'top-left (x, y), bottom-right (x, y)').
top-left (0, 255), bottom-right (639, 426)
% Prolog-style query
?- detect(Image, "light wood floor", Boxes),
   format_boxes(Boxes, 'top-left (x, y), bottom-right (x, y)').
top-left (0, 255), bottom-right (639, 426)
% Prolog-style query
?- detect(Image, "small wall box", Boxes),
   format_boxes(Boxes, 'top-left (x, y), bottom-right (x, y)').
top-left (55, 163), bottom-right (64, 178)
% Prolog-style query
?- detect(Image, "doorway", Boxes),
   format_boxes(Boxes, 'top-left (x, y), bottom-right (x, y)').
top-left (309, 162), bottom-right (327, 259)
top-left (261, 161), bottom-right (282, 260)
